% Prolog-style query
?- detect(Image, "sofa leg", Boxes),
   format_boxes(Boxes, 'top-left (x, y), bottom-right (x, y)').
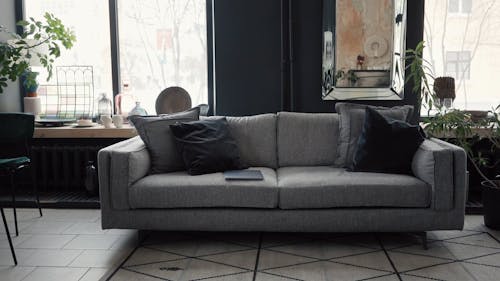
top-left (418, 232), bottom-right (428, 250)
top-left (137, 230), bottom-right (151, 246)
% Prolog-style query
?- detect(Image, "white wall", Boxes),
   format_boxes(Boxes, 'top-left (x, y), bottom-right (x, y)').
top-left (0, 0), bottom-right (22, 112)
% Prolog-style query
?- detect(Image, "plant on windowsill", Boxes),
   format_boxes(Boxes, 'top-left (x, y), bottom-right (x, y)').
top-left (0, 12), bottom-right (76, 96)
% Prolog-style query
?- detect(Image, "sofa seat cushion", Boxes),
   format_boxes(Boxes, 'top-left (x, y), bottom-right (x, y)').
top-left (129, 167), bottom-right (278, 209)
top-left (277, 166), bottom-right (431, 209)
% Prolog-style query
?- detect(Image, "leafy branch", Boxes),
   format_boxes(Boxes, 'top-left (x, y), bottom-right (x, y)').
top-left (0, 13), bottom-right (76, 94)
top-left (425, 107), bottom-right (500, 188)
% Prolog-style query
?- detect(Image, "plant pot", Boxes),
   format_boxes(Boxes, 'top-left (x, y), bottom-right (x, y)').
top-left (482, 180), bottom-right (500, 230)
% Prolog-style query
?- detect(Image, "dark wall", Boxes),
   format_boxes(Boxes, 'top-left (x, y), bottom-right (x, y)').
top-left (213, 0), bottom-right (282, 116)
top-left (213, 0), bottom-right (424, 119)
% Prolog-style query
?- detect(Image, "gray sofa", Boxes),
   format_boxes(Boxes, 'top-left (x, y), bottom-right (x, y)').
top-left (98, 112), bottom-right (467, 233)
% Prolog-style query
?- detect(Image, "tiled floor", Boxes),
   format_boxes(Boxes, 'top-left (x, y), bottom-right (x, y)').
top-left (0, 208), bottom-right (137, 281)
top-left (113, 216), bottom-right (500, 281)
top-left (1, 210), bottom-right (500, 281)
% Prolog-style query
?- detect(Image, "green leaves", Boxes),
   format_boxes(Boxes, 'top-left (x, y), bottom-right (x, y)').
top-left (0, 12), bottom-right (76, 94)
top-left (405, 41), bottom-right (437, 111)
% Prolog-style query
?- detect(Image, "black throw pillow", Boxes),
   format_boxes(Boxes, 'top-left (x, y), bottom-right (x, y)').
top-left (350, 107), bottom-right (426, 174)
top-left (169, 118), bottom-right (247, 175)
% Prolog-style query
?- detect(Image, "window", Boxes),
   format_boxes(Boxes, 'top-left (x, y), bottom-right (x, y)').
top-left (23, 0), bottom-right (209, 117)
top-left (25, 0), bottom-right (113, 117)
top-left (445, 51), bottom-right (471, 80)
top-left (117, 0), bottom-right (208, 114)
top-left (424, 0), bottom-right (500, 111)
top-left (449, 0), bottom-right (472, 14)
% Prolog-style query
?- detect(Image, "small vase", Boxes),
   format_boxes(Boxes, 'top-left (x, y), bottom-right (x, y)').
top-left (129, 102), bottom-right (148, 117)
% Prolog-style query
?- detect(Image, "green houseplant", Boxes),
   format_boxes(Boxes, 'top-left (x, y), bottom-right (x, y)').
top-left (406, 41), bottom-right (500, 228)
top-left (0, 13), bottom-right (76, 95)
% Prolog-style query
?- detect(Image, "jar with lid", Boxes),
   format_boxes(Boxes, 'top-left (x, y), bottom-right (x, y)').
top-left (97, 93), bottom-right (113, 123)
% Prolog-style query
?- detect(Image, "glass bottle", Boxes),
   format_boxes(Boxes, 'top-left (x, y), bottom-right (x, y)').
top-left (97, 93), bottom-right (112, 123)
top-left (115, 82), bottom-right (136, 118)
top-left (129, 101), bottom-right (148, 117)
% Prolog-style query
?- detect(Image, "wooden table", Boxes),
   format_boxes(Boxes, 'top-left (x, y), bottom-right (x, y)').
top-left (34, 123), bottom-right (137, 139)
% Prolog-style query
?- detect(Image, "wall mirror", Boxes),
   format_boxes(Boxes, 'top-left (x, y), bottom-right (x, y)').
top-left (322, 0), bottom-right (407, 100)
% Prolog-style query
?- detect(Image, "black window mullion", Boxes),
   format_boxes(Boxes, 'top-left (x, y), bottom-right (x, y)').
top-left (109, 0), bottom-right (121, 113)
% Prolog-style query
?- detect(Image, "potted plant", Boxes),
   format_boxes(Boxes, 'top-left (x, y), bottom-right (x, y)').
top-left (406, 41), bottom-right (500, 229)
top-left (0, 13), bottom-right (76, 97)
top-left (425, 107), bottom-right (500, 229)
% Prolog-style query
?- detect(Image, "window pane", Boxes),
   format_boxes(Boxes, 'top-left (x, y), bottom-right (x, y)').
top-left (462, 0), bottom-right (472, 13)
top-left (117, 0), bottom-right (208, 114)
top-left (449, 0), bottom-right (460, 13)
top-left (425, 0), bottom-right (500, 111)
top-left (25, 0), bottom-right (113, 117)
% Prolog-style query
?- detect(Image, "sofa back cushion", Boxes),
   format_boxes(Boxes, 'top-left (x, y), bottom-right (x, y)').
top-left (205, 114), bottom-right (278, 168)
top-left (334, 103), bottom-right (414, 168)
top-left (277, 112), bottom-right (339, 167)
top-left (130, 107), bottom-right (200, 174)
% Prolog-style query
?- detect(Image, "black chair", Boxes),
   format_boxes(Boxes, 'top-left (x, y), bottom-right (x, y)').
top-left (1, 207), bottom-right (16, 265)
top-left (0, 113), bottom-right (42, 237)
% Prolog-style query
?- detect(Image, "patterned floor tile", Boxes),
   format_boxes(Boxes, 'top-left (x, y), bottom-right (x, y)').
top-left (404, 262), bottom-right (475, 281)
top-left (257, 249), bottom-right (316, 270)
top-left (387, 251), bottom-right (451, 272)
top-left (147, 238), bottom-right (252, 257)
top-left (263, 260), bottom-right (389, 281)
top-left (427, 230), bottom-right (481, 241)
top-left (368, 274), bottom-right (401, 281)
top-left (465, 252), bottom-right (500, 267)
top-left (255, 272), bottom-right (299, 281)
top-left (110, 268), bottom-right (164, 280)
top-left (332, 250), bottom-right (394, 272)
top-left (127, 258), bottom-right (247, 281)
top-left (201, 271), bottom-right (254, 280)
top-left (268, 240), bottom-right (376, 260)
top-left (445, 232), bottom-right (500, 249)
top-left (201, 249), bottom-right (258, 270)
top-left (393, 240), bottom-right (500, 260)
top-left (124, 247), bottom-right (184, 267)
top-left (461, 262), bottom-right (500, 281)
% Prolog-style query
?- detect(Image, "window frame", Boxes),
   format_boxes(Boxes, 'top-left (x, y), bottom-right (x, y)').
top-left (17, 0), bottom-right (214, 115)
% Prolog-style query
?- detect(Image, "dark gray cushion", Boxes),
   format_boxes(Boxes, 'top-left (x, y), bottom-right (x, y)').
top-left (277, 166), bottom-right (430, 209)
top-left (205, 114), bottom-right (278, 168)
top-left (129, 167), bottom-right (278, 209)
top-left (131, 107), bottom-right (200, 174)
top-left (277, 112), bottom-right (339, 167)
top-left (335, 103), bottom-right (414, 167)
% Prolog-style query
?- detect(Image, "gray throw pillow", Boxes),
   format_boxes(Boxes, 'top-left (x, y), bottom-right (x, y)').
top-left (334, 103), bottom-right (414, 167)
top-left (130, 107), bottom-right (200, 174)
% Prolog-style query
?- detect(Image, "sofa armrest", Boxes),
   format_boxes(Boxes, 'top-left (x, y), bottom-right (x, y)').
top-left (98, 136), bottom-right (150, 210)
top-left (412, 138), bottom-right (467, 211)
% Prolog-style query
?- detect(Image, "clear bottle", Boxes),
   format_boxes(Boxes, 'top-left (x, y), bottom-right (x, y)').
top-left (115, 82), bottom-right (136, 118)
top-left (97, 93), bottom-right (112, 123)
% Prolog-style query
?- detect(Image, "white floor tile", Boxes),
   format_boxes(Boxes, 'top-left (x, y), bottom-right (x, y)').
top-left (110, 268), bottom-right (164, 280)
top-left (0, 265), bottom-right (35, 281)
top-left (63, 234), bottom-right (122, 250)
top-left (17, 234), bottom-right (76, 249)
top-left (0, 248), bottom-right (35, 266)
top-left (19, 249), bottom-right (82, 266)
top-left (79, 267), bottom-right (114, 281)
top-left (62, 222), bottom-right (108, 235)
top-left (69, 249), bottom-right (131, 268)
top-left (22, 220), bottom-right (74, 234)
top-left (22, 266), bottom-right (88, 281)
